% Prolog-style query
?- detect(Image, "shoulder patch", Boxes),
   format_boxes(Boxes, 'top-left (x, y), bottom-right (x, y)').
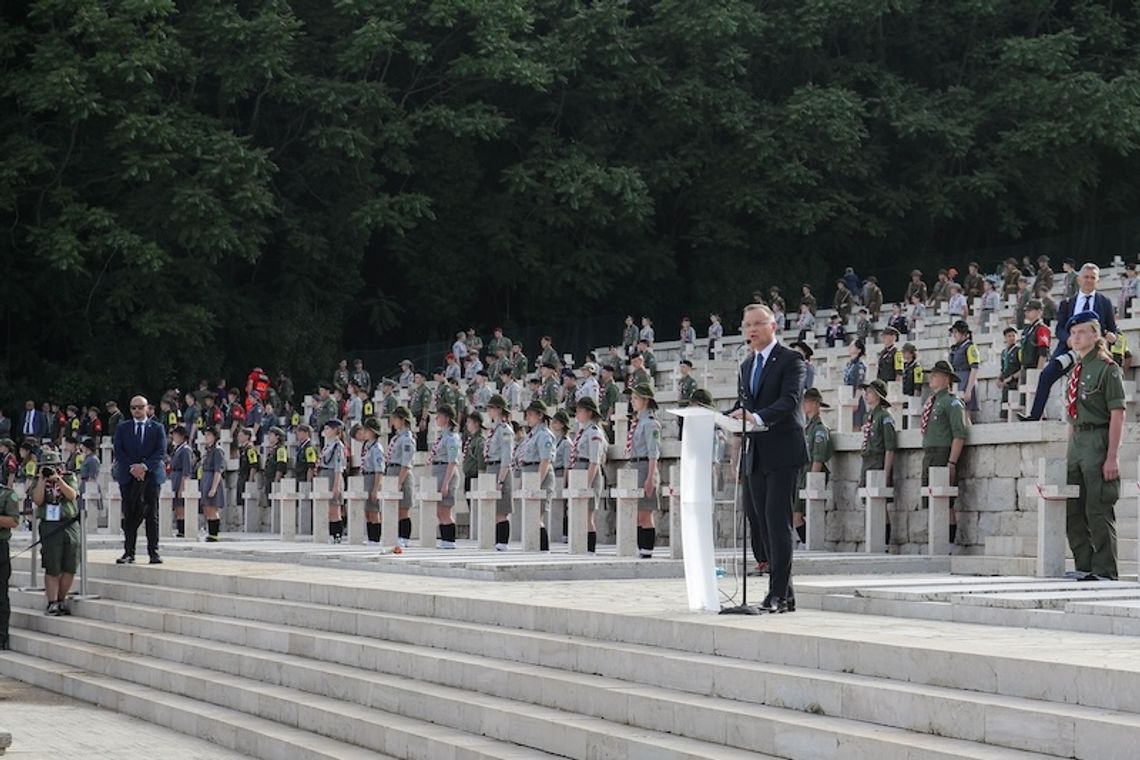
top-left (814, 430), bottom-right (828, 442)
top-left (882, 416), bottom-right (895, 426)
top-left (950, 398), bottom-right (964, 408)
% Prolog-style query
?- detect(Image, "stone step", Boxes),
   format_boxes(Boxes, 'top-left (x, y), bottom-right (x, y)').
top-left (985, 536), bottom-right (1138, 558)
top-left (8, 614), bottom-right (774, 760)
top-left (67, 562), bottom-right (1140, 714)
top-left (955, 554), bottom-right (1140, 578)
top-left (12, 585), bottom-right (1122, 759)
top-left (0, 651), bottom-right (386, 760)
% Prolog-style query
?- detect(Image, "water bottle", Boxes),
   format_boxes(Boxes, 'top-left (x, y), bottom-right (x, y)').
top-left (714, 566), bottom-right (726, 578)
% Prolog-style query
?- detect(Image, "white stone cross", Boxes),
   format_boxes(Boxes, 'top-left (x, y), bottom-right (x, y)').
top-left (344, 475), bottom-right (368, 546)
top-left (1024, 458), bottom-right (1080, 577)
top-left (797, 471), bottom-right (828, 551)
top-left (662, 464), bottom-right (682, 559)
top-left (310, 479), bottom-right (332, 544)
top-left (378, 475), bottom-right (403, 548)
top-left (835, 386), bottom-right (860, 435)
top-left (469, 473), bottom-right (501, 551)
top-left (1018, 368), bottom-right (1041, 419)
top-left (904, 396), bottom-right (924, 432)
top-left (608, 467), bottom-right (643, 558)
top-left (82, 483), bottom-right (102, 536)
top-left (104, 484), bottom-right (122, 538)
top-left (417, 480), bottom-right (442, 549)
top-left (921, 467), bottom-right (958, 555)
top-left (241, 480), bottom-right (261, 533)
top-left (564, 469), bottom-right (593, 555)
top-left (512, 471), bottom-right (546, 552)
top-left (858, 470), bottom-right (893, 554)
top-left (272, 477), bottom-right (299, 541)
top-left (612, 402), bottom-right (630, 450)
top-left (158, 481), bottom-right (174, 539)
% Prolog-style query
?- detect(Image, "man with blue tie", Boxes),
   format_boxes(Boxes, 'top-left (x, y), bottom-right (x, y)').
top-left (112, 395), bottom-right (167, 564)
top-left (1021, 263), bottom-right (1118, 420)
top-left (19, 400), bottom-right (49, 442)
top-left (730, 304), bottom-right (808, 613)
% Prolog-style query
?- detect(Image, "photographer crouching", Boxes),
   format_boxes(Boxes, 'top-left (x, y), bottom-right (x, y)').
top-left (30, 450), bottom-right (81, 616)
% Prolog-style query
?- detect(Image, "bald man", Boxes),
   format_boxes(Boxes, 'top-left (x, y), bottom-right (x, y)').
top-left (111, 396), bottom-right (167, 563)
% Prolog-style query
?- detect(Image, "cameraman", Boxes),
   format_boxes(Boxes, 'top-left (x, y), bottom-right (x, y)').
top-left (30, 450), bottom-right (81, 616)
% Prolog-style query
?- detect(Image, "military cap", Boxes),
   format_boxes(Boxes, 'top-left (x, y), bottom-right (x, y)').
top-left (268, 425), bottom-right (287, 439)
top-left (201, 425), bottom-right (220, 438)
top-left (790, 340), bottom-right (814, 359)
top-left (525, 399), bottom-right (551, 418)
top-left (528, 376), bottom-right (541, 386)
top-left (689, 389), bottom-right (715, 409)
top-left (389, 406), bottom-right (412, 423)
top-left (435, 404), bottom-right (456, 422)
top-left (679, 359), bottom-right (693, 368)
top-left (927, 360), bottom-right (958, 381)
top-left (382, 377), bottom-right (396, 387)
top-left (866, 275), bottom-right (878, 284)
top-left (1025, 299), bottom-right (1043, 311)
top-left (629, 383), bottom-right (658, 408)
top-left (803, 388), bottom-right (831, 408)
top-left (582, 362), bottom-right (598, 374)
top-left (576, 397), bottom-right (602, 418)
top-left (551, 409), bottom-right (571, 428)
top-left (413, 369), bottom-right (426, 378)
top-left (295, 423), bottom-right (313, 434)
top-left (1063, 258), bottom-right (1076, 266)
top-left (486, 394), bottom-right (508, 410)
top-left (39, 450), bottom-right (65, 467)
top-left (949, 319), bottom-right (971, 334)
top-left (601, 364), bottom-right (617, 374)
top-left (1037, 254), bottom-right (1050, 264)
top-left (81, 437), bottom-right (97, 451)
top-left (881, 326), bottom-right (899, 338)
top-left (859, 379), bottom-right (891, 406)
top-left (0, 438), bottom-right (14, 449)
top-left (318, 381), bottom-right (333, 391)
top-left (969, 261), bottom-right (979, 269)
top-left (170, 425), bottom-right (188, 438)
top-left (1066, 310), bottom-right (1101, 330)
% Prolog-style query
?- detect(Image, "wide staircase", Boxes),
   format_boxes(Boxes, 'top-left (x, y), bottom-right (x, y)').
top-left (3, 559), bottom-right (1138, 760)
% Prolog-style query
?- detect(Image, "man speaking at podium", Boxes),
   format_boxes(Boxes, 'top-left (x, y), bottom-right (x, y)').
top-left (731, 304), bottom-right (808, 613)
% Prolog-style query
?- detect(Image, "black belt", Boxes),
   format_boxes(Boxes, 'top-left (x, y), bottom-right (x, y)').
top-left (1075, 423), bottom-right (1109, 431)
top-left (576, 458), bottom-right (592, 463)
top-left (554, 467), bottom-right (565, 475)
top-left (486, 460), bottom-right (501, 465)
top-left (629, 457), bottom-right (650, 462)
top-left (385, 465), bottom-right (404, 472)
top-left (520, 461), bottom-right (541, 466)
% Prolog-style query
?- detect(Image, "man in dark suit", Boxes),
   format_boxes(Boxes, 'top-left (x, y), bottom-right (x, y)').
top-left (1022, 262), bottom-right (1118, 420)
top-left (112, 395), bottom-right (167, 564)
top-left (18, 400), bottom-right (49, 442)
top-left (731, 304), bottom-right (808, 613)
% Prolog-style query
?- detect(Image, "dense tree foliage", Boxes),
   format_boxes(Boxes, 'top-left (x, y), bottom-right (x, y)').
top-left (3, 0), bottom-right (1140, 400)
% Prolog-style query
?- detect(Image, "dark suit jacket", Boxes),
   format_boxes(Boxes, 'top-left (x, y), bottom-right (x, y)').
top-left (737, 342), bottom-right (808, 472)
top-left (17, 410), bottom-right (49, 440)
top-left (1056, 292), bottom-right (1118, 349)
top-left (112, 417), bottom-right (167, 487)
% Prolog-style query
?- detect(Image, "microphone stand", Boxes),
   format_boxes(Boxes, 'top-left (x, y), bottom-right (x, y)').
top-left (721, 350), bottom-right (760, 615)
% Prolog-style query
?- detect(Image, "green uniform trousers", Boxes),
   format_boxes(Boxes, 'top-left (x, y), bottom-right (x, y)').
top-left (1067, 428), bottom-right (1119, 579)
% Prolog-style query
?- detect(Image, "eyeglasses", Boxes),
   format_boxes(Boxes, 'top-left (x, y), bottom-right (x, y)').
top-left (130, 405), bottom-right (145, 410)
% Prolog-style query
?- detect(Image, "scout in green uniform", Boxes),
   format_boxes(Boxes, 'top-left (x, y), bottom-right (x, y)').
top-left (380, 378), bottom-right (399, 417)
top-left (859, 379), bottom-right (898, 548)
top-left (31, 451), bottom-right (81, 616)
top-left (0, 481), bottom-right (21, 647)
top-left (795, 388), bottom-right (833, 545)
top-left (539, 362), bottom-right (561, 407)
top-left (833, 279), bottom-right (854, 322)
top-left (410, 370), bottom-right (431, 451)
top-left (676, 360), bottom-right (697, 406)
top-left (314, 383), bottom-right (338, 430)
top-left (510, 343), bottom-right (529, 380)
top-left (462, 411), bottom-right (485, 493)
top-left (539, 336), bottom-right (560, 370)
top-left (1064, 311), bottom-right (1126, 580)
top-left (905, 270), bottom-right (927, 304)
top-left (920, 360), bottom-right (968, 544)
top-left (622, 315), bottom-right (639, 356)
top-left (999, 327), bottom-right (1023, 418)
top-left (628, 354), bottom-right (652, 389)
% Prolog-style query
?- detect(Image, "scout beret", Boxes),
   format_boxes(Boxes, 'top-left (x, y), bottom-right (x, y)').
top-left (1066, 310), bottom-right (1101, 330)
top-left (202, 426), bottom-right (220, 438)
top-left (790, 340), bottom-right (814, 359)
top-left (859, 379), bottom-right (891, 406)
top-left (690, 389), bottom-right (715, 409)
top-left (927, 360), bottom-right (958, 381)
top-left (576, 397), bottom-right (601, 417)
top-left (803, 388), bottom-right (830, 408)
top-left (679, 359), bottom-right (693, 368)
top-left (525, 399), bottom-right (551, 418)
top-left (602, 365), bottom-right (616, 373)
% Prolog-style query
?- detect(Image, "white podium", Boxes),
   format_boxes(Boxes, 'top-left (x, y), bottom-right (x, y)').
top-left (667, 407), bottom-right (720, 612)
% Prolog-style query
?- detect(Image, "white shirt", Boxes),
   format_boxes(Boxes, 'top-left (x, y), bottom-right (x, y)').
top-left (748, 339), bottom-right (779, 427)
top-left (1076, 290), bottom-right (1097, 312)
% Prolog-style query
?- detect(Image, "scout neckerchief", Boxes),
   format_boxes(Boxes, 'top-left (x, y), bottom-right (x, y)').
top-left (1067, 361), bottom-right (1083, 419)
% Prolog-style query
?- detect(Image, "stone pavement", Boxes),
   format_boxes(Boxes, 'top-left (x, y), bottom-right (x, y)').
top-left (0, 677), bottom-right (245, 759)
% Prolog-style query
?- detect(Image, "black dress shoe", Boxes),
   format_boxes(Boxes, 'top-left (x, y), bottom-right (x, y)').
top-left (116, 554), bottom-right (135, 564)
top-left (149, 554), bottom-right (163, 565)
top-left (1017, 413), bottom-right (1040, 422)
top-left (786, 598), bottom-right (796, 613)
top-left (761, 596), bottom-right (790, 614)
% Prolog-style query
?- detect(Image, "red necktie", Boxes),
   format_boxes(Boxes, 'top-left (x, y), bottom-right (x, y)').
top-left (861, 415), bottom-right (873, 451)
top-left (920, 396), bottom-right (935, 435)
top-left (626, 418), bottom-right (638, 454)
top-left (1067, 362), bottom-right (1083, 419)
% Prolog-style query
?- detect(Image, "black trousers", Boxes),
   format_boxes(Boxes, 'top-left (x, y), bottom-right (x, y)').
top-left (743, 464), bottom-right (799, 601)
top-left (0, 542), bottom-right (10, 637)
top-left (122, 478), bottom-right (160, 558)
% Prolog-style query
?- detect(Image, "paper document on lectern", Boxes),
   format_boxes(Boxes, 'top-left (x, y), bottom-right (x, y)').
top-left (714, 413), bottom-right (764, 434)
